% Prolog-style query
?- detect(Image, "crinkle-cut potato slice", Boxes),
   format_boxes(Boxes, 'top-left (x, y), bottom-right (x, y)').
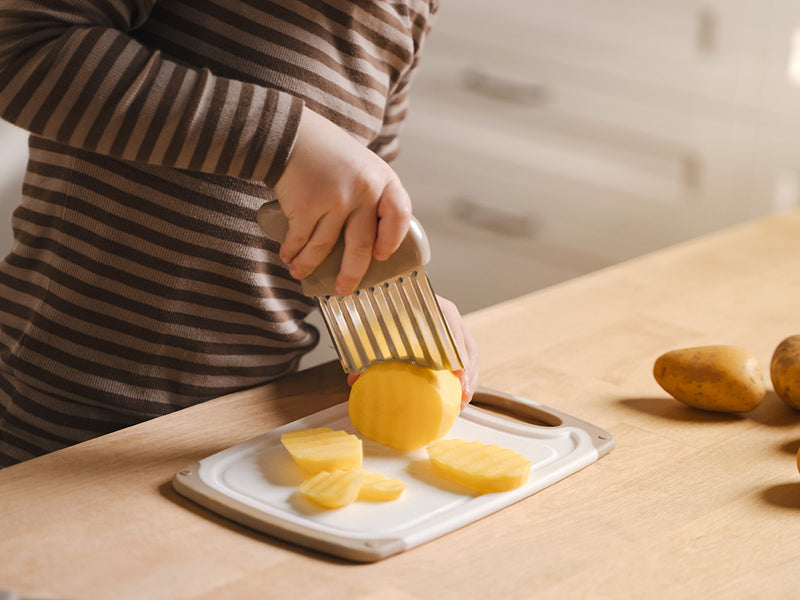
top-left (357, 470), bottom-right (407, 502)
top-left (298, 469), bottom-right (363, 509)
top-left (280, 427), bottom-right (362, 474)
top-left (427, 438), bottom-right (531, 493)
top-left (348, 361), bottom-right (461, 451)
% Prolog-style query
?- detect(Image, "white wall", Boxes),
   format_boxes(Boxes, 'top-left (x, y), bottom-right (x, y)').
top-left (0, 119), bottom-right (27, 254)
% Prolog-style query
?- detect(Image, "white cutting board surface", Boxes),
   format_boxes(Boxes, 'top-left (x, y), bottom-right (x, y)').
top-left (173, 388), bottom-right (614, 562)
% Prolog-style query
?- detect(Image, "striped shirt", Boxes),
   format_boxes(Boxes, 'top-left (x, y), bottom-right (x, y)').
top-left (0, 0), bottom-right (437, 466)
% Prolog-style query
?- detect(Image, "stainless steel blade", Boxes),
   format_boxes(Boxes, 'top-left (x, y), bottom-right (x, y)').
top-left (316, 268), bottom-right (463, 373)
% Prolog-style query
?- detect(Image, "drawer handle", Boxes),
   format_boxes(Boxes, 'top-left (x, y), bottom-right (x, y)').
top-left (450, 198), bottom-right (537, 239)
top-left (683, 154), bottom-right (702, 190)
top-left (461, 69), bottom-right (550, 106)
top-left (696, 8), bottom-right (717, 53)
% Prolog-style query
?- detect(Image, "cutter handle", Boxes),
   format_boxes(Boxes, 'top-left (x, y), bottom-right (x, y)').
top-left (257, 201), bottom-right (431, 297)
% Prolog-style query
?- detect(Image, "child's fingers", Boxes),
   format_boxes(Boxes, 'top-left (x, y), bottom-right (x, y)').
top-left (437, 295), bottom-right (479, 405)
top-left (335, 207), bottom-right (378, 296)
top-left (283, 212), bottom-right (344, 280)
top-left (372, 179), bottom-right (412, 261)
top-left (452, 369), bottom-right (470, 408)
top-left (278, 212), bottom-right (316, 265)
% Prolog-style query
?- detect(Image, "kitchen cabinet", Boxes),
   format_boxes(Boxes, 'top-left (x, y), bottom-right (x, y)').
top-left (394, 0), bottom-right (800, 312)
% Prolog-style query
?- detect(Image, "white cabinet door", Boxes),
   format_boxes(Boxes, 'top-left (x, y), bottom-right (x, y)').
top-left (394, 0), bottom-right (792, 310)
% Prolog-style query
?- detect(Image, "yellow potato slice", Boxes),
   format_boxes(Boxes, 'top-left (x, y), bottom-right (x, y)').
top-left (426, 438), bottom-right (531, 493)
top-left (348, 361), bottom-right (461, 451)
top-left (357, 470), bottom-right (407, 502)
top-left (298, 469), bottom-right (362, 509)
top-left (280, 427), bottom-right (362, 474)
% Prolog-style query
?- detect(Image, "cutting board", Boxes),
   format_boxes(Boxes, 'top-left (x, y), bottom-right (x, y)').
top-left (172, 387), bottom-right (614, 562)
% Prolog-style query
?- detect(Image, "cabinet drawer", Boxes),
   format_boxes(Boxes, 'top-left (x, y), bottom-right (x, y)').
top-left (430, 0), bottom-right (768, 108)
top-left (403, 87), bottom-right (700, 208)
top-left (393, 110), bottom-right (767, 310)
top-left (394, 134), bottom-right (607, 312)
top-left (406, 31), bottom-right (771, 219)
top-left (395, 125), bottom-right (697, 266)
top-left (393, 128), bottom-right (697, 312)
top-left (414, 28), bottom-right (760, 158)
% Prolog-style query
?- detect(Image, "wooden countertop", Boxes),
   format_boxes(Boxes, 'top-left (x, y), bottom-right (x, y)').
top-left (4, 211), bottom-right (800, 599)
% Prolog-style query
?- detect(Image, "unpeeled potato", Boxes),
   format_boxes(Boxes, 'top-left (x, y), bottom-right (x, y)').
top-left (653, 345), bottom-right (765, 412)
top-left (770, 335), bottom-right (800, 411)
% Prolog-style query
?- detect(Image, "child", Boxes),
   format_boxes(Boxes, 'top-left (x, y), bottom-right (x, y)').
top-left (0, 0), bottom-right (477, 466)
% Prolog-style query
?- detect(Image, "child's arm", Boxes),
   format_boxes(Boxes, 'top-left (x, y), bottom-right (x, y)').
top-left (273, 106), bottom-right (411, 297)
top-left (0, 1), bottom-right (299, 186)
top-left (0, 0), bottom-right (411, 291)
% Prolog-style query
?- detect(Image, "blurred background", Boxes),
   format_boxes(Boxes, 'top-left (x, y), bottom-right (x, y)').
top-left (1, 0), bottom-right (799, 367)
top-left (394, 0), bottom-right (800, 313)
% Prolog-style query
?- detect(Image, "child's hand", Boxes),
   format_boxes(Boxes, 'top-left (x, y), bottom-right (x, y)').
top-left (273, 106), bottom-right (412, 296)
top-left (436, 295), bottom-right (479, 407)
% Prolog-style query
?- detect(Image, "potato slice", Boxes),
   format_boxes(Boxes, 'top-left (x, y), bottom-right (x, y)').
top-left (280, 427), bottom-right (362, 474)
top-left (357, 470), bottom-right (406, 502)
top-left (298, 469), bottom-right (362, 509)
top-left (426, 438), bottom-right (531, 493)
top-left (348, 361), bottom-right (461, 451)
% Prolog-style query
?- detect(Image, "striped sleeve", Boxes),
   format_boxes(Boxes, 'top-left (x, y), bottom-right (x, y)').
top-left (0, 0), bottom-right (303, 186)
top-left (368, 0), bottom-right (438, 162)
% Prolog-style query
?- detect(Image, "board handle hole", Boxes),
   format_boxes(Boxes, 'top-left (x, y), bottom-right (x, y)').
top-left (471, 392), bottom-right (562, 427)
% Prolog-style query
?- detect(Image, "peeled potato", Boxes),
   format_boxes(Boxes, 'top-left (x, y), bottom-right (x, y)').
top-left (653, 345), bottom-right (765, 412)
top-left (348, 361), bottom-right (461, 451)
top-left (770, 335), bottom-right (800, 411)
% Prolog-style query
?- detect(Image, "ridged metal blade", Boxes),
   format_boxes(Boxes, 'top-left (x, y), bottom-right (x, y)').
top-left (317, 268), bottom-right (463, 373)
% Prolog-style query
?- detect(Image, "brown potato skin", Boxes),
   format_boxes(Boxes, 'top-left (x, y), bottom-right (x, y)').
top-left (653, 345), bottom-right (765, 412)
top-left (770, 335), bottom-right (800, 411)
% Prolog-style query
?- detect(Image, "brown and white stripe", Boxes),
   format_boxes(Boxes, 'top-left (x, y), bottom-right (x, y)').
top-left (0, 0), bottom-right (438, 466)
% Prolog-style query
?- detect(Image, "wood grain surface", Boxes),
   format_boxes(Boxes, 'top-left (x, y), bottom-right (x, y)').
top-left (3, 212), bottom-right (800, 599)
